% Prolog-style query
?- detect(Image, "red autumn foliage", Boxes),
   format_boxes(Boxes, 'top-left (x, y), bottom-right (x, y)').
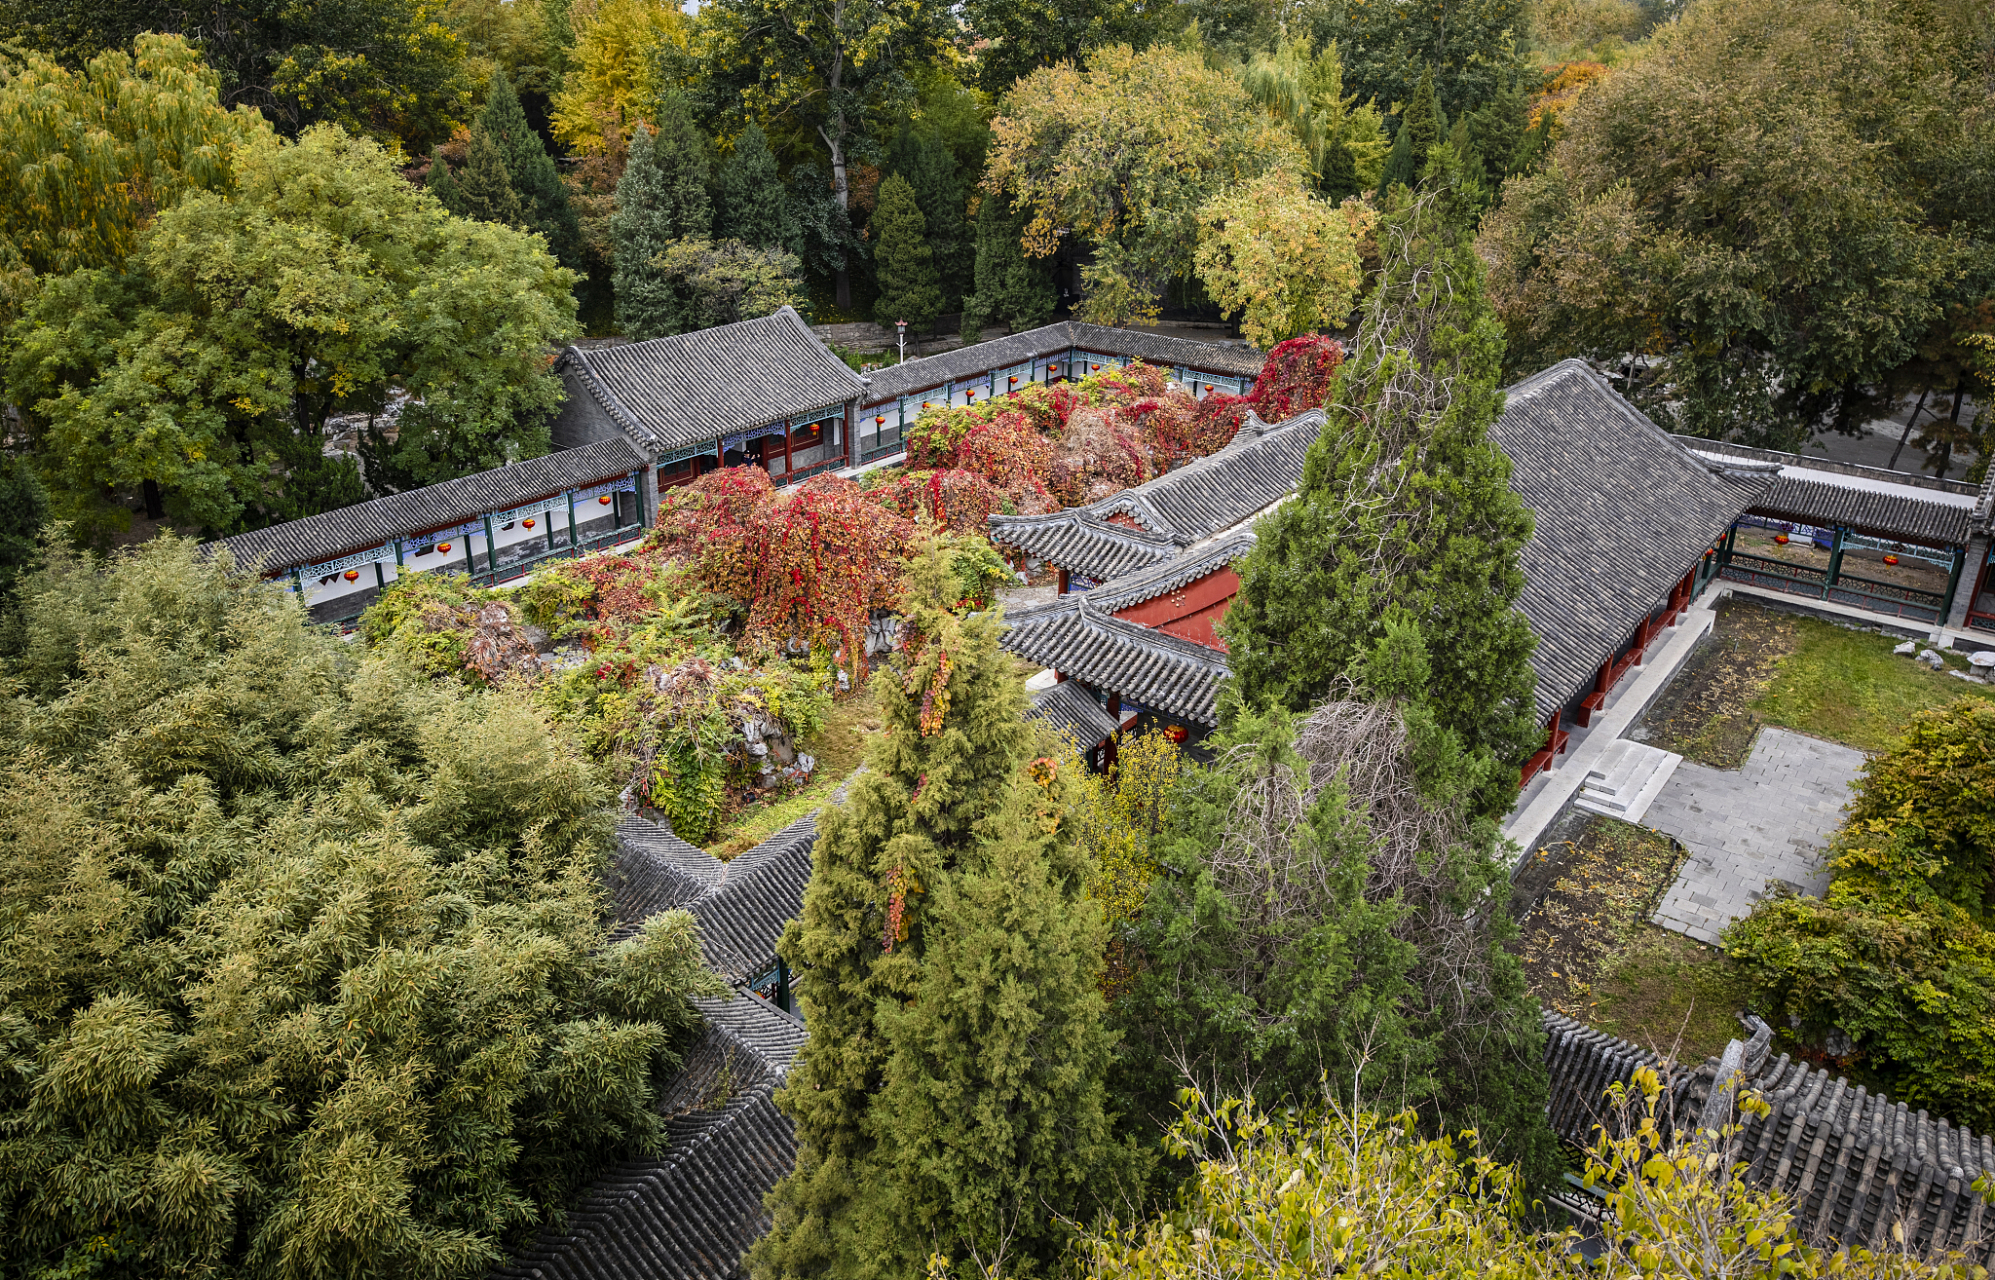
top-left (652, 468), bottom-right (915, 676)
top-left (869, 469), bottom-right (1010, 532)
top-left (1250, 334), bottom-right (1346, 420)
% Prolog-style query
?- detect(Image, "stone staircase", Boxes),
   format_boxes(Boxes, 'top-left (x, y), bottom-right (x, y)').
top-left (1572, 739), bottom-right (1682, 824)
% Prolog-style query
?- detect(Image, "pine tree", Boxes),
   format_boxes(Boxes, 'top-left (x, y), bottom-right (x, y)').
top-left (749, 542), bottom-right (1122, 1279)
top-left (1225, 156), bottom-right (1540, 823)
top-left (478, 70), bottom-right (584, 267)
top-left (1375, 67), bottom-right (1447, 200)
top-left (1320, 135), bottom-right (1362, 203)
top-left (715, 123), bottom-right (793, 250)
top-left (885, 122), bottom-right (969, 310)
top-left (457, 128), bottom-right (526, 228)
top-left (961, 190), bottom-right (1056, 343)
top-left (425, 144), bottom-right (465, 217)
top-left (648, 93), bottom-right (714, 240)
top-left (613, 119), bottom-right (701, 339)
top-left (870, 173), bottom-right (943, 338)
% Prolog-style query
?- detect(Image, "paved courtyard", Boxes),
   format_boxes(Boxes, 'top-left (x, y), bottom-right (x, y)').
top-left (1647, 727), bottom-right (1867, 943)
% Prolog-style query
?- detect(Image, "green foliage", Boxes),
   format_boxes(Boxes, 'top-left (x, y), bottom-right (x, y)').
top-left (0, 537), bottom-right (725, 1279)
top-left (0, 0), bottom-right (476, 150)
top-left (1376, 66), bottom-right (1446, 199)
top-left (0, 34), bottom-right (270, 281)
top-left (1478, 0), bottom-right (1995, 448)
top-left (5, 125), bottom-right (577, 537)
top-left (1225, 176), bottom-right (1540, 820)
top-left (870, 173), bottom-right (943, 336)
top-left (1305, 0), bottom-right (1531, 126)
top-left (478, 70), bottom-right (583, 266)
top-left (884, 120), bottom-right (969, 309)
top-left (751, 541), bottom-right (1123, 1279)
top-left (960, 190), bottom-right (1054, 342)
top-left (1238, 39), bottom-right (1391, 200)
top-left (652, 238), bottom-right (810, 332)
top-left (0, 455), bottom-right (49, 592)
top-left (1727, 699), bottom-right (1995, 1129)
top-left (988, 44), bottom-right (1306, 325)
top-left (1113, 656), bottom-right (1561, 1200)
top-left (427, 144), bottom-right (467, 215)
top-left (715, 123), bottom-right (795, 250)
top-left (612, 106), bottom-right (714, 339)
top-left (1080, 1075), bottom-right (1978, 1278)
top-left (457, 126), bottom-right (528, 227)
top-left (1069, 727), bottom-right (1184, 998)
top-left (961, 0), bottom-right (1152, 94)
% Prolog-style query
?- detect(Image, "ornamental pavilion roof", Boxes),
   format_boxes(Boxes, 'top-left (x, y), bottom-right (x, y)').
top-left (989, 409), bottom-right (1323, 581)
top-left (1005, 598), bottom-right (1235, 726)
top-left (214, 436), bottom-right (649, 573)
top-left (1026, 679), bottom-right (1123, 748)
top-left (1492, 359), bottom-right (1771, 717)
top-left (1540, 1011), bottom-right (1995, 1263)
top-left (559, 307), bottom-right (870, 455)
top-left (863, 320), bottom-right (1265, 403)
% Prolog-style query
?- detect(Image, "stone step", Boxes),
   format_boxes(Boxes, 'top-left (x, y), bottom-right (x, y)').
top-left (1573, 739), bottom-right (1682, 825)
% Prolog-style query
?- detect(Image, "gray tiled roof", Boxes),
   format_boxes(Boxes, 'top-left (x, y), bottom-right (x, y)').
top-left (213, 437), bottom-right (648, 572)
top-left (1027, 680), bottom-right (1121, 748)
top-left (1541, 1011), bottom-right (1995, 1264)
top-left (1080, 530), bottom-right (1256, 614)
top-left (608, 812), bottom-right (815, 984)
top-left (1492, 361), bottom-right (1767, 717)
top-left (988, 410), bottom-right (1322, 581)
top-left (1749, 474), bottom-right (1972, 546)
top-left (560, 308), bottom-right (868, 454)
top-left (863, 321), bottom-right (1264, 403)
top-left (1004, 597), bottom-right (1233, 726)
top-left (607, 815), bottom-right (727, 942)
top-left (489, 993), bottom-right (805, 1280)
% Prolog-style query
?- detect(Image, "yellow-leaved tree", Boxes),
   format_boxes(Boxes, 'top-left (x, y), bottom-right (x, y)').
top-left (550, 0), bottom-right (691, 156)
top-left (1068, 727), bottom-right (1186, 998)
top-left (1194, 174), bottom-right (1374, 349)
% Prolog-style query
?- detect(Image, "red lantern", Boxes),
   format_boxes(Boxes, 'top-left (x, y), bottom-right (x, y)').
top-left (599, 494), bottom-right (613, 505)
top-left (1047, 364), bottom-right (1060, 374)
top-left (1165, 724), bottom-right (1188, 744)
top-left (1008, 375), bottom-right (1018, 384)
top-left (343, 569), bottom-right (359, 582)
top-left (875, 415), bottom-right (886, 425)
top-left (1203, 384), bottom-right (1213, 393)
top-left (1090, 363), bottom-right (1100, 371)
top-left (523, 518), bottom-right (535, 529)
top-left (965, 389), bottom-right (976, 401)
top-left (922, 401), bottom-right (933, 409)
top-left (1884, 554), bottom-right (1900, 566)
top-left (1774, 534), bottom-right (1790, 545)
top-left (437, 542), bottom-right (452, 554)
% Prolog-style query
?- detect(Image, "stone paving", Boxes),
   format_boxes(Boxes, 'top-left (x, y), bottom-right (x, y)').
top-left (1647, 727), bottom-right (1867, 944)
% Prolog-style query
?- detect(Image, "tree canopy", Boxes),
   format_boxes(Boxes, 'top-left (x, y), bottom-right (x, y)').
top-left (5, 125), bottom-right (577, 537)
top-left (1478, 0), bottom-right (1995, 448)
top-left (0, 536), bottom-right (724, 1279)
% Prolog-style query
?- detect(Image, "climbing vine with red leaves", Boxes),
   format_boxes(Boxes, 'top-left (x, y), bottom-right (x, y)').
top-left (869, 469), bottom-right (1010, 533)
top-left (1250, 334), bottom-right (1346, 420)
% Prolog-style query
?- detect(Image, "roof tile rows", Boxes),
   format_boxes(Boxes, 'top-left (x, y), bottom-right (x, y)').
top-left (609, 812), bottom-right (816, 985)
top-left (1540, 1011), bottom-right (1995, 1264)
top-left (215, 437), bottom-right (649, 573)
top-left (1004, 599), bottom-right (1233, 726)
top-left (561, 308), bottom-right (869, 455)
top-left (1489, 361), bottom-right (1769, 716)
top-left (862, 320), bottom-right (1264, 403)
top-left (1026, 680), bottom-right (1123, 748)
top-left (1748, 474), bottom-right (1972, 546)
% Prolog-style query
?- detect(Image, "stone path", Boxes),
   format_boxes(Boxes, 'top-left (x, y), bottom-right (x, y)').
top-left (1647, 727), bottom-right (1866, 944)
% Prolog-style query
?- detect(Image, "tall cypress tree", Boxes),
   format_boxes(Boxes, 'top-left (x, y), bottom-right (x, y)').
top-left (885, 122), bottom-right (969, 310)
top-left (1225, 152), bottom-right (1540, 823)
top-left (612, 113), bottom-right (713, 340)
top-left (870, 173), bottom-right (943, 338)
top-left (478, 71), bottom-right (583, 266)
top-left (425, 145), bottom-right (465, 217)
top-left (456, 129), bottom-right (526, 229)
top-left (1376, 67), bottom-right (1447, 200)
top-left (960, 191), bottom-right (1055, 342)
top-left (749, 542), bottom-right (1121, 1279)
top-left (715, 123), bottom-right (793, 250)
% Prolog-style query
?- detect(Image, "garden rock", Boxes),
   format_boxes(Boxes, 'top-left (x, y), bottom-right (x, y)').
top-left (1969, 650), bottom-right (1995, 669)
top-left (1893, 640), bottom-right (1918, 656)
top-left (1918, 649), bottom-right (1944, 668)
top-left (519, 623), bottom-right (553, 653)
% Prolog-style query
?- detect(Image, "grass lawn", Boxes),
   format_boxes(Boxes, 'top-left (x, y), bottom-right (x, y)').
top-left (1517, 816), bottom-right (1751, 1063)
top-left (1752, 613), bottom-right (1995, 753)
top-left (702, 683), bottom-right (880, 860)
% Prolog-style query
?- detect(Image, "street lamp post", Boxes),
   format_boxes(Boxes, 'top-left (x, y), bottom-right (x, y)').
top-left (896, 318), bottom-right (907, 364)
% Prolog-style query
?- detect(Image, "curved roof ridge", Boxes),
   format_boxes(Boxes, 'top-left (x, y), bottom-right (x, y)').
top-left (1080, 530), bottom-right (1258, 615)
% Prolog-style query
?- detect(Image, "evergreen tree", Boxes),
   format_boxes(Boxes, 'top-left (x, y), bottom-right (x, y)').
top-left (1225, 159), bottom-right (1540, 823)
top-left (715, 123), bottom-right (793, 250)
top-left (870, 173), bottom-right (943, 338)
top-left (1375, 67), bottom-right (1446, 200)
top-left (425, 144), bottom-right (465, 216)
top-left (1113, 613), bottom-right (1561, 1201)
top-left (1320, 134), bottom-right (1362, 203)
top-left (960, 191), bottom-right (1056, 342)
top-left (750, 542), bottom-right (1122, 1280)
top-left (885, 121), bottom-right (970, 309)
top-left (477, 70), bottom-right (584, 266)
top-left (613, 117), bottom-right (705, 339)
top-left (457, 127), bottom-right (526, 228)
top-left (647, 93), bottom-right (714, 240)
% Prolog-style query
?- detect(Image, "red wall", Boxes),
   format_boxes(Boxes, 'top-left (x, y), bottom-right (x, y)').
top-left (1112, 566), bottom-right (1239, 651)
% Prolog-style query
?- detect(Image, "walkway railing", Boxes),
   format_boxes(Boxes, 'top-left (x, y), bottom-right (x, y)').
top-left (1720, 551), bottom-right (1947, 624)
